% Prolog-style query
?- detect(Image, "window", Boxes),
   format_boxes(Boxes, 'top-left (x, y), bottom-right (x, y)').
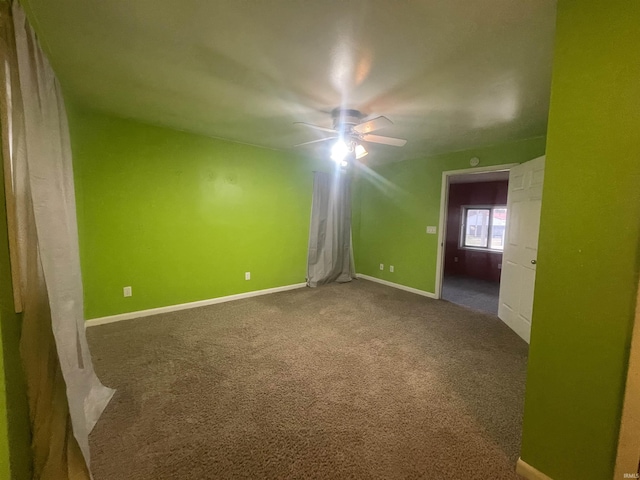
top-left (461, 206), bottom-right (507, 251)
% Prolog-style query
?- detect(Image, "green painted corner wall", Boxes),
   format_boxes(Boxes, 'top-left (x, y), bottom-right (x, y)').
top-left (520, 2), bottom-right (640, 479)
top-left (0, 141), bottom-right (32, 478)
top-left (0, 339), bottom-right (10, 480)
top-left (353, 137), bottom-right (546, 292)
top-left (0, 281), bottom-right (30, 480)
top-left (68, 106), bottom-right (330, 320)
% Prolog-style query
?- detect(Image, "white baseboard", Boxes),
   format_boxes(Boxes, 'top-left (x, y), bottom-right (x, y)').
top-left (516, 458), bottom-right (554, 480)
top-left (86, 282), bottom-right (308, 327)
top-left (356, 274), bottom-right (437, 299)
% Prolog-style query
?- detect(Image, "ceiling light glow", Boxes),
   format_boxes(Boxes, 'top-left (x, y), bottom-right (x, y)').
top-left (330, 140), bottom-right (349, 163)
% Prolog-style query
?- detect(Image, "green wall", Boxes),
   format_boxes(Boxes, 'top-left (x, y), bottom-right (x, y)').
top-left (0, 336), bottom-right (10, 479)
top-left (353, 137), bottom-right (546, 293)
top-left (0, 146), bottom-right (32, 478)
top-left (520, 2), bottom-right (640, 479)
top-left (69, 106), bottom-right (329, 320)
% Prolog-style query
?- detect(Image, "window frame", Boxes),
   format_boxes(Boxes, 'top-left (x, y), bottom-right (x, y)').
top-left (459, 205), bottom-right (507, 253)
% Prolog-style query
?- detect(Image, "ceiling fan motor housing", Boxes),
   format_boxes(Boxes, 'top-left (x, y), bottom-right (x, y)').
top-left (331, 108), bottom-right (365, 131)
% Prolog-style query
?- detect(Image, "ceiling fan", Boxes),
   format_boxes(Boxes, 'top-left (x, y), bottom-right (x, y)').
top-left (294, 108), bottom-right (406, 164)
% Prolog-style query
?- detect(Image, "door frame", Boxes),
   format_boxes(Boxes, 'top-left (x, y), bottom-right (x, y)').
top-left (614, 280), bottom-right (640, 478)
top-left (434, 163), bottom-right (519, 299)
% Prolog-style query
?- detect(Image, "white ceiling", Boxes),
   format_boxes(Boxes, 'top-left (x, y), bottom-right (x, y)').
top-left (25, 0), bottom-right (557, 163)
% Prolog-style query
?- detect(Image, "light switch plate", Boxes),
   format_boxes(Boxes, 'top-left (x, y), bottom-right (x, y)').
top-left (123, 286), bottom-right (132, 297)
top-left (245, 272), bottom-right (251, 280)
top-left (426, 226), bottom-right (437, 234)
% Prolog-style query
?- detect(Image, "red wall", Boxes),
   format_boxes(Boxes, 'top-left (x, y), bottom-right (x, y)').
top-left (444, 180), bottom-right (508, 282)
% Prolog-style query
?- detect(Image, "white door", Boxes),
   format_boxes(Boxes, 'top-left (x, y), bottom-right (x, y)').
top-left (498, 156), bottom-right (545, 343)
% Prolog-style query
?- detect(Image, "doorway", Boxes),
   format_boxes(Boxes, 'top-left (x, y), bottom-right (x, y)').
top-left (438, 169), bottom-right (511, 315)
top-left (435, 157), bottom-right (546, 343)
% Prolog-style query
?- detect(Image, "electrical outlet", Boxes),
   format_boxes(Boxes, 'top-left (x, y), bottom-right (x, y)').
top-left (245, 272), bottom-right (251, 280)
top-left (498, 263), bottom-right (502, 270)
top-left (379, 263), bottom-right (384, 271)
top-left (390, 265), bottom-right (394, 273)
top-left (454, 256), bottom-right (459, 263)
top-left (123, 286), bottom-right (132, 297)
top-left (426, 226), bottom-right (437, 234)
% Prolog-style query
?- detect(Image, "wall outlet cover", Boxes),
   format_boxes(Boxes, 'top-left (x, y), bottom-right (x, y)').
top-left (123, 286), bottom-right (132, 297)
top-left (245, 272), bottom-right (251, 280)
top-left (426, 226), bottom-right (437, 234)
top-left (390, 265), bottom-right (394, 272)
top-left (379, 264), bottom-right (384, 270)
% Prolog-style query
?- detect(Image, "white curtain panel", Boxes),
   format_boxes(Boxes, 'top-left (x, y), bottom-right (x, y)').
top-left (7, 2), bottom-right (114, 472)
top-left (307, 171), bottom-right (354, 287)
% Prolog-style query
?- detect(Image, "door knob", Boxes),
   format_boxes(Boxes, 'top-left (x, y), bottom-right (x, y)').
top-left (531, 260), bottom-right (537, 265)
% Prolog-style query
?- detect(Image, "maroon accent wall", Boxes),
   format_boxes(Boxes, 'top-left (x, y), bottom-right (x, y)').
top-left (444, 180), bottom-right (508, 282)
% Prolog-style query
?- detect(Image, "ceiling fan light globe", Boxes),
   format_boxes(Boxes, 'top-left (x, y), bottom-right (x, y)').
top-left (355, 144), bottom-right (368, 159)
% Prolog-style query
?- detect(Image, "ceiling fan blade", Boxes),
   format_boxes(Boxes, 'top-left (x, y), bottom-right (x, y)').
top-left (361, 134), bottom-right (407, 147)
top-left (294, 122), bottom-right (338, 134)
top-left (353, 116), bottom-right (393, 134)
top-left (294, 136), bottom-right (337, 147)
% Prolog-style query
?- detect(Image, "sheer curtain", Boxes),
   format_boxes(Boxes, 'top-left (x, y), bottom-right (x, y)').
top-left (307, 171), bottom-right (354, 287)
top-left (0, 2), bottom-right (114, 478)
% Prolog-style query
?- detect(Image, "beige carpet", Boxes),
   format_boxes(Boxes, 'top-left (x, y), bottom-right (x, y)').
top-left (87, 279), bottom-right (528, 479)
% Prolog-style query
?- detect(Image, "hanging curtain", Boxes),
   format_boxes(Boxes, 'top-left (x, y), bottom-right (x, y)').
top-left (307, 171), bottom-right (354, 287)
top-left (0, 2), bottom-right (114, 478)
